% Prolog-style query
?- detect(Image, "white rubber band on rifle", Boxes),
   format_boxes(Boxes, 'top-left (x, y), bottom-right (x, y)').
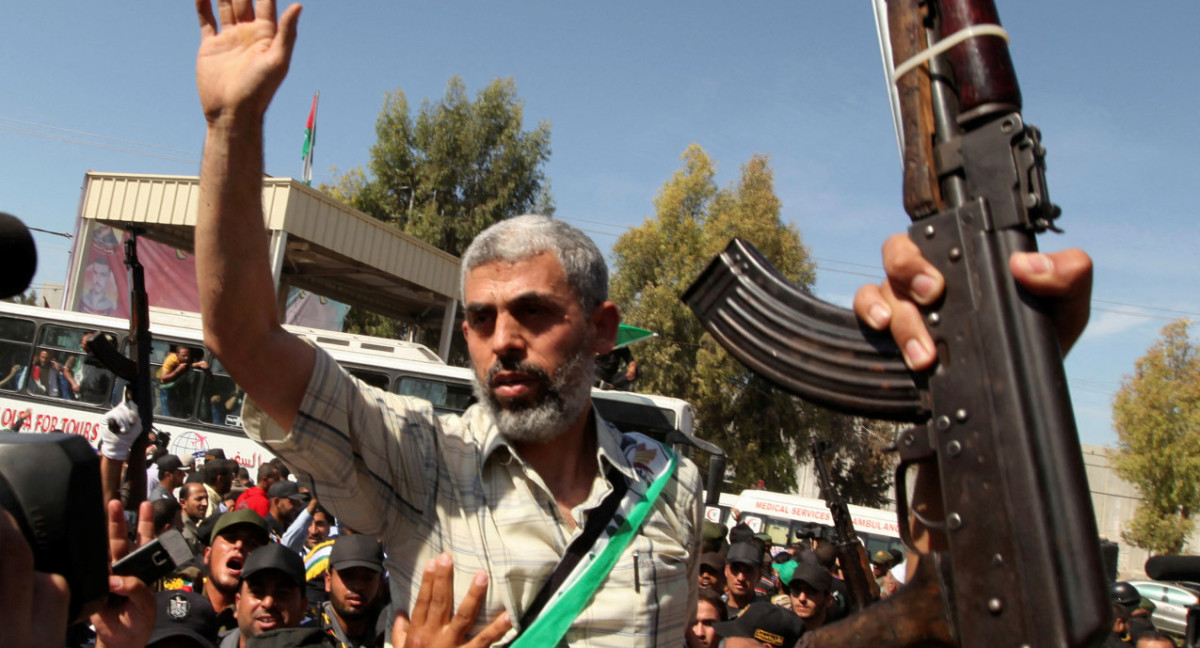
top-left (891, 23), bottom-right (1010, 84)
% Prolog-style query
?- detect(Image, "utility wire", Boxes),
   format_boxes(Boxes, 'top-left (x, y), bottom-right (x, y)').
top-left (27, 226), bottom-right (72, 239)
top-left (0, 116), bottom-right (199, 156)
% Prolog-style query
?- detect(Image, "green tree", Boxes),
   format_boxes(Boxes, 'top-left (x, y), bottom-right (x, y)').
top-left (5, 289), bottom-right (37, 305)
top-left (611, 144), bottom-right (896, 501)
top-left (1112, 318), bottom-right (1200, 554)
top-left (325, 76), bottom-right (554, 257)
top-left (320, 77), bottom-right (552, 349)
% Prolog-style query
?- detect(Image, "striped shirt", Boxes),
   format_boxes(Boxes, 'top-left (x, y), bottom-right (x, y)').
top-left (243, 346), bottom-right (702, 647)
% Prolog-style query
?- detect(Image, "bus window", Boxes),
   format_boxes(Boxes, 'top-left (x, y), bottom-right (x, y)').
top-left (200, 356), bottom-right (245, 429)
top-left (29, 325), bottom-right (116, 405)
top-left (0, 316), bottom-right (35, 392)
top-left (394, 376), bottom-right (474, 415)
top-left (348, 369), bottom-right (389, 391)
top-left (153, 342), bottom-right (207, 420)
top-left (863, 535), bottom-right (904, 559)
top-left (758, 517), bottom-right (792, 547)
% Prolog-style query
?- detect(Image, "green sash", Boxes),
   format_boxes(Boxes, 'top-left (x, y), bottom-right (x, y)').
top-left (510, 437), bottom-right (677, 647)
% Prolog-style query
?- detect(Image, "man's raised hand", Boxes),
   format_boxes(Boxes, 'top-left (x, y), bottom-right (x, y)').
top-left (195, 0), bottom-right (301, 125)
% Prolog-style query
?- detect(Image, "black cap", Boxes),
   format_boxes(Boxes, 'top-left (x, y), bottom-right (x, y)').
top-left (713, 602), bottom-right (806, 647)
top-left (211, 509), bottom-right (270, 545)
top-left (726, 541), bottom-right (763, 567)
top-left (156, 455), bottom-right (183, 473)
top-left (147, 590), bottom-right (218, 648)
top-left (699, 552), bottom-right (726, 573)
top-left (787, 562), bottom-right (832, 594)
top-left (267, 480), bottom-right (309, 503)
top-left (242, 542), bottom-right (306, 588)
top-left (329, 535), bottom-right (385, 574)
top-left (1110, 581), bottom-right (1141, 608)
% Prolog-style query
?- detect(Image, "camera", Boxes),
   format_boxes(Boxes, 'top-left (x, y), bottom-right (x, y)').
top-left (0, 433), bottom-right (109, 622)
top-left (0, 433), bottom-right (198, 624)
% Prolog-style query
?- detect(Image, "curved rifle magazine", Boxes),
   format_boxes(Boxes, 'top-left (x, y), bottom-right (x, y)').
top-left (683, 238), bottom-right (929, 423)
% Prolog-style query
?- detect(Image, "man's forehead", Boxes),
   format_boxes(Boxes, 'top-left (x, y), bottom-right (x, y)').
top-left (243, 570), bottom-right (298, 592)
top-left (217, 525), bottom-right (264, 545)
top-left (464, 252), bottom-right (572, 300)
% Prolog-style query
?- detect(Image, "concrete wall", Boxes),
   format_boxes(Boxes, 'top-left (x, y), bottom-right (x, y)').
top-left (1082, 444), bottom-right (1157, 580)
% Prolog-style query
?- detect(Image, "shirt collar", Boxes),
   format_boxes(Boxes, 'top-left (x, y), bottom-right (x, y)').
top-left (476, 404), bottom-right (637, 483)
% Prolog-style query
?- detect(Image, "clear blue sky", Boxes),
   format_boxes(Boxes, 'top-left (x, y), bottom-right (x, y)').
top-left (2, 1), bottom-right (1197, 448)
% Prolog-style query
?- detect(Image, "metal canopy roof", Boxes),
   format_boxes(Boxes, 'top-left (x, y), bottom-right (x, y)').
top-left (78, 172), bottom-right (461, 329)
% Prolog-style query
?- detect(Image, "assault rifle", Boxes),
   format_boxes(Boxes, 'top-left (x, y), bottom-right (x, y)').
top-left (809, 439), bottom-right (880, 612)
top-left (682, 1), bottom-right (1108, 646)
top-left (85, 228), bottom-right (155, 509)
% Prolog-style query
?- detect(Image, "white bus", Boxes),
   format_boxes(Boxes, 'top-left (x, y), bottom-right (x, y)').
top-left (715, 489), bottom-right (903, 556)
top-left (0, 302), bottom-right (705, 474)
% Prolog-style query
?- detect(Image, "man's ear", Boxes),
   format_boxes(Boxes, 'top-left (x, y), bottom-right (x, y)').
top-left (325, 570), bottom-right (332, 594)
top-left (203, 546), bottom-right (211, 566)
top-left (591, 301), bottom-right (620, 355)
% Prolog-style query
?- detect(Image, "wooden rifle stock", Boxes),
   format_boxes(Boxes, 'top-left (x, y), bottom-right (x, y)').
top-left (683, 1), bottom-right (1109, 646)
top-left (889, 0), bottom-right (942, 218)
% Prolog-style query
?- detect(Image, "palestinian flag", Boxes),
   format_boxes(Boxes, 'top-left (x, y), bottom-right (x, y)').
top-left (301, 92), bottom-right (319, 185)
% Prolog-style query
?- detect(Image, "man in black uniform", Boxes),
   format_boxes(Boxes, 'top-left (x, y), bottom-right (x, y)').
top-left (1105, 581), bottom-right (1155, 647)
top-left (320, 535), bottom-right (388, 648)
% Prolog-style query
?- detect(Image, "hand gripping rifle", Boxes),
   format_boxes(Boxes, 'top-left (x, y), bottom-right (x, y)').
top-left (809, 439), bottom-right (881, 612)
top-left (682, 1), bottom-right (1109, 646)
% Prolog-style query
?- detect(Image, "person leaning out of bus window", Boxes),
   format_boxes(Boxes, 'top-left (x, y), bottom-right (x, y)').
top-left (27, 349), bottom-right (61, 397)
top-left (0, 362), bottom-right (22, 390)
top-left (158, 345), bottom-right (209, 417)
top-left (68, 333), bottom-right (115, 404)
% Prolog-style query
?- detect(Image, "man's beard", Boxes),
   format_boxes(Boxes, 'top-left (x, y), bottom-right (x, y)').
top-left (472, 342), bottom-right (594, 445)
top-left (332, 595), bottom-right (376, 622)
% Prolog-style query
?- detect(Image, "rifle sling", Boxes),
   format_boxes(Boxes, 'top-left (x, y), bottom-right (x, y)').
top-left (518, 465), bottom-right (628, 630)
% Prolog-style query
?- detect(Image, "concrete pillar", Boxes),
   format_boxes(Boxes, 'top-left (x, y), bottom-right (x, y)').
top-left (437, 299), bottom-right (458, 362)
top-left (268, 230), bottom-right (289, 321)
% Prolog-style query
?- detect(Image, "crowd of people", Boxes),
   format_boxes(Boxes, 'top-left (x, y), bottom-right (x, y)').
top-left (2, 444), bottom-right (1188, 648)
top-left (683, 519), bottom-right (1184, 648)
top-left (24, 446), bottom-right (392, 648)
top-left (683, 521), bottom-right (899, 647)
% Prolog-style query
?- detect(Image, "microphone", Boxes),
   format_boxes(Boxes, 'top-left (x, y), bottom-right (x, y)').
top-left (0, 212), bottom-right (37, 299)
top-left (1145, 555), bottom-right (1200, 582)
